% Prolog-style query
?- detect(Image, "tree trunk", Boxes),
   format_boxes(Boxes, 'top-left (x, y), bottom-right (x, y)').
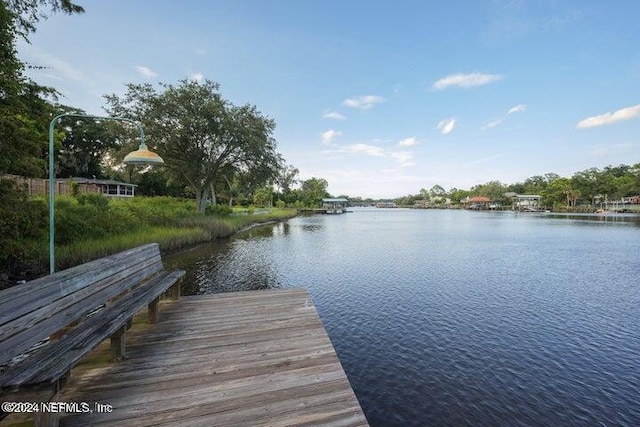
top-left (209, 183), bottom-right (217, 206)
top-left (222, 175), bottom-right (233, 207)
top-left (195, 186), bottom-right (207, 213)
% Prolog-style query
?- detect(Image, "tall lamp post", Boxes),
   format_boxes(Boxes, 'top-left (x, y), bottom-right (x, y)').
top-left (48, 113), bottom-right (164, 274)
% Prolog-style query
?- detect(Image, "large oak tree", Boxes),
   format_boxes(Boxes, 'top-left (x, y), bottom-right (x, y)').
top-left (105, 79), bottom-right (280, 213)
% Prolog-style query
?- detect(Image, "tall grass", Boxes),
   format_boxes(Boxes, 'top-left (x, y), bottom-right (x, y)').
top-left (55, 226), bottom-right (210, 270)
top-left (2, 191), bottom-right (297, 286)
top-left (53, 205), bottom-right (297, 273)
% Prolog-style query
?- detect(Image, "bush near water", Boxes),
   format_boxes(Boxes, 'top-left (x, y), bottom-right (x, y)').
top-left (0, 183), bottom-right (296, 289)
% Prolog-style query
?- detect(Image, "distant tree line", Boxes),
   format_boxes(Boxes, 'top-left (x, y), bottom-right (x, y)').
top-left (391, 165), bottom-right (640, 209)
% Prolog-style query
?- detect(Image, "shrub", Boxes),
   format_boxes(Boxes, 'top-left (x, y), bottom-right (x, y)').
top-left (54, 197), bottom-right (108, 244)
top-left (275, 200), bottom-right (286, 209)
top-left (205, 203), bottom-right (232, 217)
top-left (76, 193), bottom-right (109, 210)
top-left (0, 180), bottom-right (48, 287)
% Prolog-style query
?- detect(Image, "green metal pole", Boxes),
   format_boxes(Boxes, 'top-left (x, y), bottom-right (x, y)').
top-left (48, 114), bottom-right (146, 274)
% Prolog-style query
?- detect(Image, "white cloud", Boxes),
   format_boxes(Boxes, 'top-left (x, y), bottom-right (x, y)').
top-left (323, 111), bottom-right (347, 120)
top-left (342, 95), bottom-right (385, 110)
top-left (342, 143), bottom-right (385, 156)
top-left (437, 118), bottom-right (456, 134)
top-left (576, 104), bottom-right (640, 129)
top-left (195, 48), bottom-right (206, 56)
top-left (432, 72), bottom-right (503, 90)
top-left (325, 142), bottom-right (415, 168)
top-left (482, 119), bottom-right (503, 130)
top-left (134, 65), bottom-right (157, 78)
top-left (390, 151), bottom-right (415, 167)
top-left (508, 104), bottom-right (527, 114)
top-left (482, 104), bottom-right (527, 130)
top-left (321, 129), bottom-right (342, 145)
top-left (190, 72), bottom-right (204, 82)
top-left (398, 137), bottom-right (419, 147)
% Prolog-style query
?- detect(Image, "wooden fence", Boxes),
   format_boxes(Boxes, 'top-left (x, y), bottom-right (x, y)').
top-left (2, 174), bottom-right (101, 196)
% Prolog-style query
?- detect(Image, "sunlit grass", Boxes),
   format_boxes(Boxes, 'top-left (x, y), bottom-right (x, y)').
top-left (53, 208), bottom-right (298, 271)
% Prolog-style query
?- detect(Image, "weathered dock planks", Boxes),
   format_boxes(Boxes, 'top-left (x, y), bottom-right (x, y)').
top-left (59, 288), bottom-right (368, 426)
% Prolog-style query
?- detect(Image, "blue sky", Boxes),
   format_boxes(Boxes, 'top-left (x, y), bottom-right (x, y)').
top-left (18, 0), bottom-right (640, 198)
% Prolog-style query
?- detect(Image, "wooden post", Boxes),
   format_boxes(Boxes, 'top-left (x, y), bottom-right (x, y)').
top-left (34, 404), bottom-right (59, 427)
top-left (110, 325), bottom-right (126, 362)
top-left (171, 278), bottom-right (182, 301)
top-left (33, 381), bottom-right (64, 427)
top-left (148, 297), bottom-right (160, 324)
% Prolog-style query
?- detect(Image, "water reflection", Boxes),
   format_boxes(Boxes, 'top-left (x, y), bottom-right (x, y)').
top-left (165, 233), bottom-right (284, 295)
top-left (528, 211), bottom-right (640, 225)
top-left (164, 210), bottom-right (640, 426)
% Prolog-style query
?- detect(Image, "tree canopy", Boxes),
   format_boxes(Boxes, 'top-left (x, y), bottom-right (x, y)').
top-left (104, 79), bottom-right (281, 212)
top-left (5, 0), bottom-right (84, 38)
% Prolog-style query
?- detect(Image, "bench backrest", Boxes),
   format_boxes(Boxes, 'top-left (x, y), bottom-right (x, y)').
top-left (0, 243), bottom-right (164, 367)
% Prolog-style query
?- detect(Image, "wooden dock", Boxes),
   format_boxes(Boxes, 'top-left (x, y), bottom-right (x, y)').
top-left (59, 288), bottom-right (368, 426)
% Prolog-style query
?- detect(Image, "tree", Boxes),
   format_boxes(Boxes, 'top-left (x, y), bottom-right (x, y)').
top-left (104, 79), bottom-right (281, 213)
top-left (5, 0), bottom-right (84, 39)
top-left (449, 188), bottom-right (470, 204)
top-left (299, 177), bottom-right (329, 207)
top-left (543, 177), bottom-right (572, 207)
top-left (253, 187), bottom-right (273, 208)
top-left (53, 106), bottom-right (119, 178)
top-left (470, 180), bottom-right (507, 201)
top-left (1, 0), bottom-right (86, 178)
top-left (419, 188), bottom-right (429, 202)
top-left (275, 163), bottom-right (299, 201)
top-left (571, 168), bottom-right (599, 202)
top-left (0, 1), bottom-right (51, 177)
top-left (429, 184), bottom-right (446, 197)
top-left (564, 188), bottom-right (581, 208)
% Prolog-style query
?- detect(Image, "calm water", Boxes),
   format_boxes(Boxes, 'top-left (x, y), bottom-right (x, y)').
top-left (165, 209), bottom-right (640, 426)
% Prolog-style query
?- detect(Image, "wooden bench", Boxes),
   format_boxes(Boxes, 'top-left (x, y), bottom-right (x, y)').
top-left (0, 243), bottom-right (185, 426)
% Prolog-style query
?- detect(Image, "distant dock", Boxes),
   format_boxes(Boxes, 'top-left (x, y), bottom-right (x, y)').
top-left (59, 289), bottom-right (368, 426)
top-left (297, 198), bottom-right (350, 214)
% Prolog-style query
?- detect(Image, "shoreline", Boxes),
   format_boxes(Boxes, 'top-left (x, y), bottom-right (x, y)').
top-left (0, 209), bottom-right (298, 291)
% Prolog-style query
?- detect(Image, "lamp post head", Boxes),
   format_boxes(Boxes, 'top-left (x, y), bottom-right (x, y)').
top-left (123, 142), bottom-right (164, 165)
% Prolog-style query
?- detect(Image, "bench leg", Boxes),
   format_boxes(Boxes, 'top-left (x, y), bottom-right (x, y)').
top-left (34, 389), bottom-right (61, 427)
top-left (148, 296), bottom-right (160, 324)
top-left (34, 408), bottom-right (59, 427)
top-left (110, 325), bottom-right (126, 362)
top-left (171, 278), bottom-right (182, 301)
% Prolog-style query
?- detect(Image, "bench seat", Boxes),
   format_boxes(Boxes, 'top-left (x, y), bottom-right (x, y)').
top-left (0, 243), bottom-right (185, 425)
top-left (0, 270), bottom-right (184, 391)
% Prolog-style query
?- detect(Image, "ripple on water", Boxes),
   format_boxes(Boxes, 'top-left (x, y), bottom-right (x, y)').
top-left (166, 210), bottom-right (640, 426)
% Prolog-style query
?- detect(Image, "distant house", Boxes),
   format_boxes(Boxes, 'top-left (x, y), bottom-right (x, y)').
top-left (63, 177), bottom-right (138, 198)
top-left (2, 174), bottom-right (137, 198)
top-left (464, 196), bottom-right (491, 210)
top-left (375, 201), bottom-right (397, 208)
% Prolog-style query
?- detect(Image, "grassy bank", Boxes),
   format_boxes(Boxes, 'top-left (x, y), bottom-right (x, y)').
top-left (56, 208), bottom-right (297, 270)
top-left (0, 194), bottom-right (297, 288)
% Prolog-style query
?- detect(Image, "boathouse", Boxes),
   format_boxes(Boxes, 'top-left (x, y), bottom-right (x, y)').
top-left (322, 198), bottom-right (348, 214)
top-left (512, 194), bottom-right (542, 211)
top-left (464, 196), bottom-right (491, 210)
